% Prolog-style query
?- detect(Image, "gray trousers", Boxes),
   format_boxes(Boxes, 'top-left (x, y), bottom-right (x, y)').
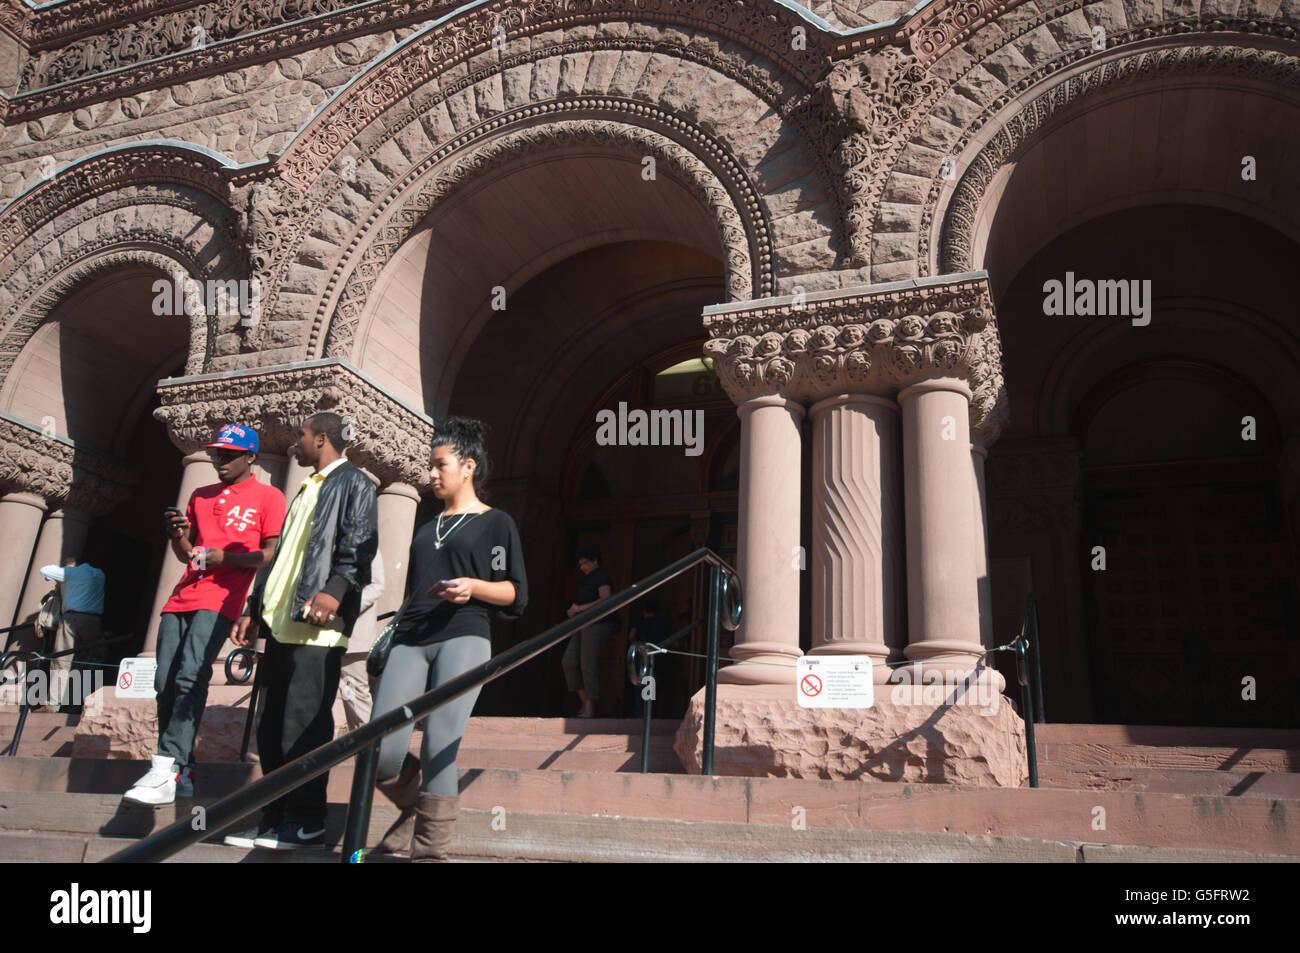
top-left (155, 610), bottom-right (233, 767)
top-left (562, 619), bottom-right (618, 700)
top-left (372, 636), bottom-right (490, 796)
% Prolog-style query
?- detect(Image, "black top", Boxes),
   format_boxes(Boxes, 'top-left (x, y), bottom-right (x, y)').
top-left (395, 508), bottom-right (528, 645)
top-left (577, 566), bottom-right (613, 605)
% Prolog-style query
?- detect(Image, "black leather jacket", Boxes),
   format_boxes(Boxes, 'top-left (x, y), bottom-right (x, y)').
top-left (246, 461), bottom-right (379, 637)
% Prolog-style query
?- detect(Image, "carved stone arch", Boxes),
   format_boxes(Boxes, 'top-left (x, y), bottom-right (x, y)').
top-left (0, 142), bottom-right (235, 266)
top-left (318, 115), bottom-right (764, 360)
top-left (935, 45), bottom-right (1300, 275)
top-left (276, 0), bottom-right (835, 194)
top-left (827, 0), bottom-right (1300, 282)
top-left (0, 184), bottom-right (246, 383)
top-left (243, 13), bottom-right (846, 342)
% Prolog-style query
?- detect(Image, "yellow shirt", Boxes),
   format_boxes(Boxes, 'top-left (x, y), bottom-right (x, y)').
top-left (261, 458), bottom-right (348, 648)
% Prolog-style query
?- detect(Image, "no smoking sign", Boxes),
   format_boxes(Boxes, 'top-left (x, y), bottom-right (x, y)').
top-left (115, 657), bottom-right (157, 699)
top-left (796, 656), bottom-right (873, 709)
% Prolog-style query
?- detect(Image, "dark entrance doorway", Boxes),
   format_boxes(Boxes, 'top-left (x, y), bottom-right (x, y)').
top-left (1080, 362), bottom-right (1300, 726)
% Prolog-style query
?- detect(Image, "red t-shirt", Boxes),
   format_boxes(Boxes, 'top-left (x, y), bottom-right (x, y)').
top-left (162, 477), bottom-right (287, 621)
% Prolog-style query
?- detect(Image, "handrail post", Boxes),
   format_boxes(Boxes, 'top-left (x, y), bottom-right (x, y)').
top-left (1028, 594), bottom-right (1045, 723)
top-left (341, 741), bottom-right (380, 863)
top-left (702, 564), bottom-right (722, 776)
top-left (6, 657), bottom-right (33, 757)
top-left (1014, 636), bottom-right (1038, 788)
top-left (639, 652), bottom-right (654, 774)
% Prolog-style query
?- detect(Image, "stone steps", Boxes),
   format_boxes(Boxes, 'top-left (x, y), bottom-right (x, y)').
top-left (0, 758), bottom-right (1297, 855)
top-left (3, 815), bottom-right (1292, 864)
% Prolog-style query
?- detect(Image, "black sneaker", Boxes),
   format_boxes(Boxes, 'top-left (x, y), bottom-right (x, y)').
top-left (222, 816), bottom-right (278, 848)
top-left (255, 820), bottom-right (327, 850)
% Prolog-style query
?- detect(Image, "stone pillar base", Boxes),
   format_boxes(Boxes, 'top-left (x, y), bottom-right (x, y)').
top-left (674, 682), bottom-right (1027, 787)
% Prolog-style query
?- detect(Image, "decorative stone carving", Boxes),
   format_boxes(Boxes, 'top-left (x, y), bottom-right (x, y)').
top-left (0, 146), bottom-right (232, 265)
top-left (0, 415), bottom-right (137, 515)
top-left (320, 115), bottom-right (765, 358)
top-left (905, 0), bottom-right (1018, 67)
top-left (802, 45), bottom-right (944, 267)
top-left (11, 0), bottom-right (834, 122)
top-left (703, 273), bottom-right (1008, 442)
top-left (0, 0), bottom-right (24, 40)
top-left (936, 45), bottom-right (1300, 274)
top-left (153, 358), bottom-right (436, 487)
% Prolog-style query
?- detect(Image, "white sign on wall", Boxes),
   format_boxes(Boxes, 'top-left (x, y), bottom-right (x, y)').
top-left (114, 657), bottom-right (157, 699)
top-left (796, 656), bottom-right (874, 709)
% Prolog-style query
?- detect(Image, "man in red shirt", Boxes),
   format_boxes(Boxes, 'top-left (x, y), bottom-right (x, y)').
top-left (124, 424), bottom-right (286, 805)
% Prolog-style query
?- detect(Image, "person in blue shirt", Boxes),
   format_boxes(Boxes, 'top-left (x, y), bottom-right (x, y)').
top-left (38, 557), bottom-right (106, 711)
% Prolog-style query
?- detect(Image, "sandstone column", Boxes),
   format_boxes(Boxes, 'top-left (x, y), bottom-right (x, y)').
top-left (376, 482), bottom-right (421, 614)
top-left (971, 443), bottom-right (994, 649)
top-left (142, 451), bottom-right (218, 653)
top-left (808, 395), bottom-right (902, 677)
top-left (254, 450), bottom-right (287, 492)
top-left (899, 379), bottom-right (984, 676)
top-left (284, 456), bottom-right (313, 498)
top-left (0, 492), bottom-right (47, 634)
top-left (14, 507), bottom-right (95, 625)
top-left (718, 394), bottom-right (805, 684)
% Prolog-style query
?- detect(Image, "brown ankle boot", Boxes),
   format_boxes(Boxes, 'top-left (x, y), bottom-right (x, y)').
top-left (373, 754), bottom-right (420, 854)
top-left (410, 792), bottom-right (458, 862)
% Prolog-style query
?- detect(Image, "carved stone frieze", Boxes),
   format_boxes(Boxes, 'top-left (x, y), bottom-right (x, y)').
top-left (153, 358), bottom-right (435, 487)
top-left (10, 0), bottom-right (834, 122)
top-left (905, 0), bottom-right (1018, 67)
top-left (702, 272), bottom-right (1007, 442)
top-left (0, 415), bottom-right (138, 515)
top-left (0, 0), bottom-right (24, 40)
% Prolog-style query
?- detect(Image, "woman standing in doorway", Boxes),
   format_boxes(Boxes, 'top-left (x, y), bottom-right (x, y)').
top-left (563, 543), bottom-right (615, 718)
top-left (371, 417), bottom-right (527, 861)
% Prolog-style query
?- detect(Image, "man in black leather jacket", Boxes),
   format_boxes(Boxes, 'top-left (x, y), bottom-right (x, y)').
top-left (224, 411), bottom-right (378, 850)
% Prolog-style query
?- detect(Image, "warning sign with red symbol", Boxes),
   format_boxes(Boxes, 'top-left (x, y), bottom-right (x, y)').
top-left (796, 656), bottom-right (873, 709)
top-left (115, 657), bottom-right (157, 699)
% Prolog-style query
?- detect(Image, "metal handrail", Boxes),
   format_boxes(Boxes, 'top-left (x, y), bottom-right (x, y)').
top-left (1, 633), bottom-right (135, 756)
top-left (104, 547), bottom-right (741, 863)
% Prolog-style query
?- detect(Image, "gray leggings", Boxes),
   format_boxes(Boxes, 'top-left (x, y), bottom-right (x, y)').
top-left (372, 636), bottom-right (490, 796)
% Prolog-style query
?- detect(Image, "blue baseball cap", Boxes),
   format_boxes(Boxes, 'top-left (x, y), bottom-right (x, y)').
top-left (205, 424), bottom-right (259, 454)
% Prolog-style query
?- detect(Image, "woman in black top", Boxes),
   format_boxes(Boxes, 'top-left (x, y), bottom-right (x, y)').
top-left (562, 542), bottom-right (615, 718)
top-left (372, 417), bottom-right (527, 861)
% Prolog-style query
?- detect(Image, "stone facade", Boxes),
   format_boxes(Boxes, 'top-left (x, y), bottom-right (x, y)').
top-left (2, 0), bottom-right (1298, 780)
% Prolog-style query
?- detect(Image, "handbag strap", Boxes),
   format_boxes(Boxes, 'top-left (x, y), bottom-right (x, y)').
top-left (382, 588), bottom-right (421, 631)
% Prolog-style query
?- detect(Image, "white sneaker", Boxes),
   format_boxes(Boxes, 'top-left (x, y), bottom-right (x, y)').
top-left (124, 755), bottom-right (178, 805)
top-left (176, 766), bottom-right (194, 798)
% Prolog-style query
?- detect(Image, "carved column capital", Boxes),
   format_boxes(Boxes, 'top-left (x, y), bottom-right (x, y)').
top-left (154, 358), bottom-right (436, 489)
top-left (0, 413), bottom-right (137, 515)
top-left (703, 272), bottom-right (1008, 444)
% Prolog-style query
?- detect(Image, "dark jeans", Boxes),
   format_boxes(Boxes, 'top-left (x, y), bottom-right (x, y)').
top-left (155, 610), bottom-right (233, 767)
top-left (255, 636), bottom-right (343, 827)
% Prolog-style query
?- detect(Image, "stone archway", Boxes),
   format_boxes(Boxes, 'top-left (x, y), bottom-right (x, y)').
top-left (228, 9), bottom-right (845, 365)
